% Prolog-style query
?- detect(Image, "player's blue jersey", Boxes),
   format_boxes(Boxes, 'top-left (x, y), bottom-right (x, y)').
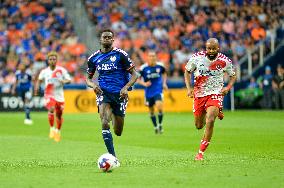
top-left (139, 62), bottom-right (165, 98)
top-left (87, 47), bottom-right (135, 93)
top-left (15, 70), bottom-right (32, 91)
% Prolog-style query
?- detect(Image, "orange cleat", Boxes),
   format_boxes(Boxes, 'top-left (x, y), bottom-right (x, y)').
top-left (49, 129), bottom-right (55, 139)
top-left (194, 153), bottom-right (204, 161)
top-left (54, 132), bottom-right (61, 142)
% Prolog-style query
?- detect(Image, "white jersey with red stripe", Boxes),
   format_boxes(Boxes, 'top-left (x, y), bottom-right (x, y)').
top-left (185, 51), bottom-right (235, 97)
top-left (38, 66), bottom-right (71, 102)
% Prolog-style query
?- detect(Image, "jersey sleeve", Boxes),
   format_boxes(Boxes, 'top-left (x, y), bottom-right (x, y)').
top-left (224, 60), bottom-right (236, 77)
top-left (62, 68), bottom-right (71, 81)
top-left (38, 70), bottom-right (44, 81)
top-left (86, 56), bottom-right (96, 77)
top-left (185, 56), bottom-right (197, 72)
top-left (120, 52), bottom-right (135, 71)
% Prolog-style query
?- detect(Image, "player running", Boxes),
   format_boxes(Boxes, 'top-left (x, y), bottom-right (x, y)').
top-left (34, 51), bottom-right (71, 142)
top-left (184, 38), bottom-right (237, 160)
top-left (86, 29), bottom-right (138, 159)
top-left (11, 64), bottom-right (33, 125)
top-left (138, 51), bottom-right (168, 134)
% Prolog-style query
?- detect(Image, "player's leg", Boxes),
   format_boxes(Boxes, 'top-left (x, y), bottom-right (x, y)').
top-left (112, 115), bottom-right (124, 136)
top-left (195, 95), bottom-right (223, 160)
top-left (99, 103), bottom-right (116, 156)
top-left (45, 97), bottom-right (56, 138)
top-left (23, 89), bottom-right (33, 125)
top-left (53, 101), bottom-right (64, 142)
top-left (193, 97), bottom-right (206, 130)
top-left (149, 105), bottom-right (159, 134)
top-left (155, 100), bottom-right (164, 133)
top-left (194, 113), bottom-right (206, 129)
top-left (146, 97), bottom-right (158, 133)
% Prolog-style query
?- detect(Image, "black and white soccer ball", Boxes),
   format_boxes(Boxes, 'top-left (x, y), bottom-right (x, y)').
top-left (97, 153), bottom-right (120, 172)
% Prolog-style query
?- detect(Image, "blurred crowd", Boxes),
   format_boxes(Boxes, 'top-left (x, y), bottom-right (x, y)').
top-left (246, 64), bottom-right (284, 109)
top-left (0, 0), bottom-right (284, 94)
top-left (84, 0), bottom-right (284, 80)
top-left (0, 0), bottom-right (87, 93)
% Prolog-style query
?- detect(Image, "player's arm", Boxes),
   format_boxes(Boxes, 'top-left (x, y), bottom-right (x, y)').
top-left (220, 74), bottom-right (237, 96)
top-left (221, 61), bottom-right (237, 96)
top-left (120, 67), bottom-right (139, 98)
top-left (86, 59), bottom-right (103, 95)
top-left (34, 78), bottom-right (43, 96)
top-left (136, 69), bottom-right (151, 87)
top-left (184, 58), bottom-right (196, 98)
top-left (11, 79), bottom-right (18, 95)
top-left (60, 69), bottom-right (71, 85)
top-left (162, 67), bottom-right (168, 90)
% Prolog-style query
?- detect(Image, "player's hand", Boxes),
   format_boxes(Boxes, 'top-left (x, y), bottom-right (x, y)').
top-left (220, 87), bottom-right (230, 96)
top-left (187, 88), bottom-right (194, 98)
top-left (93, 85), bottom-right (103, 95)
top-left (11, 89), bottom-right (15, 95)
top-left (163, 83), bottom-right (168, 90)
top-left (144, 81), bottom-right (152, 87)
top-left (120, 86), bottom-right (129, 99)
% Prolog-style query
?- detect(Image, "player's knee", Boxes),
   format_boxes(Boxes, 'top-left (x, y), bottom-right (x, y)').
top-left (114, 129), bottom-right (122, 136)
top-left (195, 123), bottom-right (203, 130)
top-left (206, 116), bottom-right (215, 125)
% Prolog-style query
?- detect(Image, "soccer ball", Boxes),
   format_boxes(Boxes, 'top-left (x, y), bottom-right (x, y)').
top-left (97, 153), bottom-right (120, 172)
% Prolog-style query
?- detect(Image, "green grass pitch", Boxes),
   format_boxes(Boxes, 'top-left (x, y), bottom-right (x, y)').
top-left (0, 111), bottom-right (283, 188)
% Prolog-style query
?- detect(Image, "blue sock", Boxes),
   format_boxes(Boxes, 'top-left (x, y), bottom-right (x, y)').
top-left (158, 112), bottom-right (163, 125)
top-left (24, 105), bottom-right (31, 119)
top-left (102, 129), bottom-right (116, 156)
top-left (150, 115), bottom-right (157, 127)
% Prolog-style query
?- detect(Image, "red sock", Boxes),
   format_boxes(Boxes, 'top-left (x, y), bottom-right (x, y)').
top-left (48, 112), bottom-right (54, 127)
top-left (56, 117), bottom-right (63, 130)
top-left (199, 139), bottom-right (210, 153)
top-left (56, 110), bottom-right (63, 130)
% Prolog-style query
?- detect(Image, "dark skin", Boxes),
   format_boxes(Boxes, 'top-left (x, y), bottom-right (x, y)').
top-left (184, 38), bottom-right (237, 142)
top-left (86, 31), bottom-right (139, 136)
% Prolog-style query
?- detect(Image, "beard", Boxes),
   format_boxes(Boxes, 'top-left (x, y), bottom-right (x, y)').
top-left (207, 53), bottom-right (217, 60)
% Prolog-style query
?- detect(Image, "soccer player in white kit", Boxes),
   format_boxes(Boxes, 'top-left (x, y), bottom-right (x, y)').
top-left (184, 38), bottom-right (237, 160)
top-left (34, 51), bottom-right (71, 142)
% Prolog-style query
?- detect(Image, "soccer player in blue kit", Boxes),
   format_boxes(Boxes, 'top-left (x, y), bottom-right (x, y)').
top-left (138, 51), bottom-right (168, 134)
top-left (86, 29), bottom-right (138, 160)
top-left (11, 64), bottom-right (33, 125)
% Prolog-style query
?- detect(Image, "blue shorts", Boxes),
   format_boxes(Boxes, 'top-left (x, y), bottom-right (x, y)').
top-left (96, 91), bottom-right (128, 117)
top-left (145, 93), bottom-right (163, 107)
top-left (18, 88), bottom-right (32, 101)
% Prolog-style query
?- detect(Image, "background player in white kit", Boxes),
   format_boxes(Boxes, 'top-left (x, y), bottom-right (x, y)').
top-left (34, 51), bottom-right (71, 142)
top-left (184, 38), bottom-right (237, 160)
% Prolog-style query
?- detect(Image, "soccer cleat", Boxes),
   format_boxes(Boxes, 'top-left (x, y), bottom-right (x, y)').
top-left (24, 119), bottom-right (33, 125)
top-left (114, 158), bottom-right (120, 168)
top-left (194, 153), bottom-right (204, 161)
top-left (158, 125), bottom-right (163, 134)
top-left (154, 127), bottom-right (159, 134)
top-left (218, 111), bottom-right (224, 120)
top-left (49, 129), bottom-right (55, 139)
top-left (54, 132), bottom-right (61, 142)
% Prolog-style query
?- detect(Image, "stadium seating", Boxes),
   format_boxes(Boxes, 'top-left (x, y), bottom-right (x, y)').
top-left (0, 0), bottom-right (87, 93)
top-left (83, 0), bottom-right (284, 79)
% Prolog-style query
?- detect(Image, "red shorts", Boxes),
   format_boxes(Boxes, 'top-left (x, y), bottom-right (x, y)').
top-left (44, 97), bottom-right (64, 112)
top-left (193, 94), bottom-right (223, 117)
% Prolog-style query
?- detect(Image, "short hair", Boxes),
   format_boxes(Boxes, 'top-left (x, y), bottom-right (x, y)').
top-left (99, 29), bottom-right (114, 38)
top-left (47, 51), bottom-right (58, 59)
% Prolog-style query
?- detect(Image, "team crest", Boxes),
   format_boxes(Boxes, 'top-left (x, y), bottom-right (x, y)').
top-left (110, 56), bottom-right (116, 62)
top-left (216, 65), bottom-right (222, 70)
top-left (156, 68), bottom-right (160, 73)
top-left (56, 72), bottom-right (62, 77)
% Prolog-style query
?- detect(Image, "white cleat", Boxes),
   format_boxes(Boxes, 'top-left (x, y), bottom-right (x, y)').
top-left (114, 158), bottom-right (120, 168)
top-left (24, 119), bottom-right (33, 125)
